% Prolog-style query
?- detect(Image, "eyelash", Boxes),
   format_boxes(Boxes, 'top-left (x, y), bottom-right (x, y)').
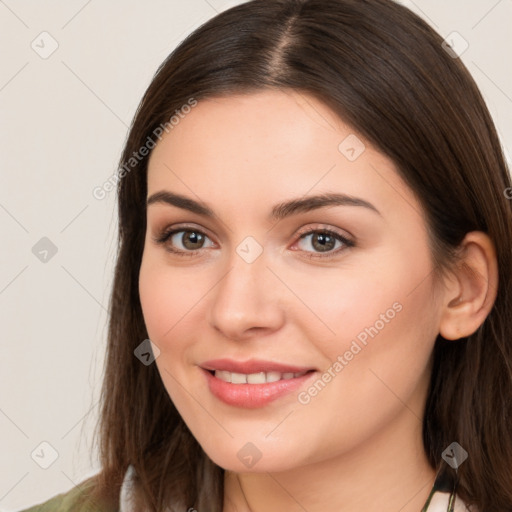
top-left (152, 224), bottom-right (355, 260)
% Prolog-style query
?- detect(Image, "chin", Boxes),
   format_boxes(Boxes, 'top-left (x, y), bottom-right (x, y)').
top-left (199, 441), bottom-right (308, 474)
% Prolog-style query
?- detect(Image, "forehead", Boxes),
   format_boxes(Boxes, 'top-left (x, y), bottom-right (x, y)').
top-left (146, 90), bottom-right (421, 224)
top-left (149, 89), bottom-right (349, 171)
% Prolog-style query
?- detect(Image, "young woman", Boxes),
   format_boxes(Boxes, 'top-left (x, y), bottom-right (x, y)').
top-left (21, 0), bottom-right (512, 511)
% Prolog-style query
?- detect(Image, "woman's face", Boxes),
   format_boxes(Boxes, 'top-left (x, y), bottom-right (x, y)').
top-left (139, 89), bottom-right (444, 472)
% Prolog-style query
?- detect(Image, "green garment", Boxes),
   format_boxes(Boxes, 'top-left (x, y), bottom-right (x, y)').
top-left (18, 477), bottom-right (117, 512)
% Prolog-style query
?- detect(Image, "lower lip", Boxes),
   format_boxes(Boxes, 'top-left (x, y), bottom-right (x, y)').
top-left (201, 368), bottom-right (316, 408)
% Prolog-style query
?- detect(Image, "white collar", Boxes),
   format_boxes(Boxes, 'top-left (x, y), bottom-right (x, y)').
top-left (119, 465), bottom-right (138, 512)
top-left (427, 491), bottom-right (475, 512)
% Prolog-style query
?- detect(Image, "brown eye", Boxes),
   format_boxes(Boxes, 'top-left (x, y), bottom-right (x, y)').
top-left (302, 232), bottom-right (337, 252)
top-left (294, 228), bottom-right (354, 259)
top-left (153, 227), bottom-right (215, 257)
top-left (173, 230), bottom-right (206, 250)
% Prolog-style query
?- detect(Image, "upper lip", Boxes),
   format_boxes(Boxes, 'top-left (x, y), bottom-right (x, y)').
top-left (200, 358), bottom-right (315, 374)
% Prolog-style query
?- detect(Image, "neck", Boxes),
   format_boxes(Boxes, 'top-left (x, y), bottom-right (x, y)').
top-left (223, 408), bottom-right (436, 512)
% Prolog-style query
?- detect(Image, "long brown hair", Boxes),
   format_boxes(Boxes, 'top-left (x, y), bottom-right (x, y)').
top-left (85, 1), bottom-right (512, 510)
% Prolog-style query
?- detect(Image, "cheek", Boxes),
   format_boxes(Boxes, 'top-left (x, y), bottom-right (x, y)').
top-left (288, 289), bottom-right (436, 463)
top-left (139, 261), bottom-right (172, 342)
top-left (304, 224), bottom-right (437, 360)
top-left (297, 250), bottom-right (438, 432)
top-left (138, 257), bottom-right (201, 409)
top-left (138, 252), bottom-right (200, 346)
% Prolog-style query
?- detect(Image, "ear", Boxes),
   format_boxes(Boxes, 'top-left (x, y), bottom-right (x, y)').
top-left (438, 231), bottom-right (499, 340)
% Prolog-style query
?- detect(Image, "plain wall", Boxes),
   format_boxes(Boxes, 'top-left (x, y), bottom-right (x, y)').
top-left (0, 0), bottom-right (511, 510)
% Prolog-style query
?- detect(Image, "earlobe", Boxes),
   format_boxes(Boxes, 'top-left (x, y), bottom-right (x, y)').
top-left (438, 232), bottom-right (498, 341)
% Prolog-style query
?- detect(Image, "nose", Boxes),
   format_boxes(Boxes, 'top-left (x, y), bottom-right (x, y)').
top-left (209, 246), bottom-right (285, 341)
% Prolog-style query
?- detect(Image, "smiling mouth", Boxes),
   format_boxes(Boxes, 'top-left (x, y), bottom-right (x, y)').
top-left (207, 369), bottom-right (313, 384)
top-left (201, 366), bottom-right (317, 408)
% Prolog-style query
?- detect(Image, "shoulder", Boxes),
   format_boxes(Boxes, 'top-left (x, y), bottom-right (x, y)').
top-left (17, 476), bottom-right (118, 512)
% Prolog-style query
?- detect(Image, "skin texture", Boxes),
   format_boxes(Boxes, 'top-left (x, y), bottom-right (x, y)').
top-left (138, 89), bottom-right (498, 512)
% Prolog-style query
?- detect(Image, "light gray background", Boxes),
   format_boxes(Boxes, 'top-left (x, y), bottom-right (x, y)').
top-left (1, 1), bottom-right (511, 510)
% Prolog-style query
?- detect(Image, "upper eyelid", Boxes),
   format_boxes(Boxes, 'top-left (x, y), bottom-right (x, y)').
top-left (155, 222), bottom-right (352, 238)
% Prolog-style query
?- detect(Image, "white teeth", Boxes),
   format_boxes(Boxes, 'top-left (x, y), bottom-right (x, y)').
top-left (216, 370), bottom-right (232, 383)
top-left (266, 371), bottom-right (281, 383)
top-left (214, 370), bottom-right (308, 384)
top-left (247, 372), bottom-right (266, 384)
top-left (230, 372), bottom-right (247, 384)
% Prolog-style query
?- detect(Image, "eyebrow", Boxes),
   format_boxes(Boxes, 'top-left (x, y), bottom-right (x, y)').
top-left (146, 190), bottom-right (381, 221)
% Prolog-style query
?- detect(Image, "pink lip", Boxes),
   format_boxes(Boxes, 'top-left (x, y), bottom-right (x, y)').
top-left (199, 359), bottom-right (317, 409)
top-left (200, 358), bottom-right (314, 374)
